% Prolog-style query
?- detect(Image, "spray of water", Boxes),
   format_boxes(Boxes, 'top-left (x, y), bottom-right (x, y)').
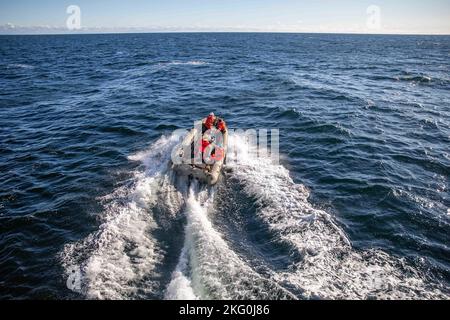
top-left (61, 135), bottom-right (183, 299)
top-left (164, 184), bottom-right (296, 300)
top-left (61, 132), bottom-right (448, 300)
top-left (226, 134), bottom-right (448, 299)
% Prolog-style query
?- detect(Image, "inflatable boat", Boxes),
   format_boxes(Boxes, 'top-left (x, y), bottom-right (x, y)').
top-left (171, 117), bottom-right (228, 185)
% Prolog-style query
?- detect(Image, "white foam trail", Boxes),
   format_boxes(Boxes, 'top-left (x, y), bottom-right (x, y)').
top-left (226, 133), bottom-right (448, 299)
top-left (165, 184), bottom-right (296, 300)
top-left (7, 63), bottom-right (34, 69)
top-left (162, 60), bottom-right (208, 66)
top-left (164, 244), bottom-right (198, 300)
top-left (164, 189), bottom-right (205, 300)
top-left (61, 131), bottom-right (447, 300)
top-left (61, 134), bottom-right (183, 299)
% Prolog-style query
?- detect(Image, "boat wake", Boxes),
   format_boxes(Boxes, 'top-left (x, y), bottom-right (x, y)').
top-left (61, 134), bottom-right (184, 299)
top-left (61, 132), bottom-right (449, 300)
top-left (164, 185), bottom-right (295, 300)
top-left (226, 135), bottom-right (448, 299)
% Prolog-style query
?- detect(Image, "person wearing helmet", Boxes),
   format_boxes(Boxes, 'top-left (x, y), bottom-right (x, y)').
top-left (216, 118), bottom-right (226, 133)
top-left (202, 112), bottom-right (216, 133)
top-left (200, 137), bottom-right (211, 153)
top-left (195, 132), bottom-right (211, 164)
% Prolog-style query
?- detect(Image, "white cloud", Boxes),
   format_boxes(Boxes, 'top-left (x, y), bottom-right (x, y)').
top-left (0, 23), bottom-right (448, 35)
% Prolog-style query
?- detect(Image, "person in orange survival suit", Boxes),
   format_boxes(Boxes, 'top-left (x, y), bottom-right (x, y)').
top-left (210, 118), bottom-right (226, 162)
top-left (202, 112), bottom-right (216, 133)
top-left (195, 136), bottom-right (211, 164)
top-left (200, 138), bottom-right (210, 153)
top-left (215, 118), bottom-right (226, 133)
top-left (200, 133), bottom-right (224, 165)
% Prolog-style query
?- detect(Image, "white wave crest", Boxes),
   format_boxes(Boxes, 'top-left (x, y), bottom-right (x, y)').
top-left (164, 184), bottom-right (296, 300)
top-left (7, 63), bottom-right (34, 69)
top-left (61, 132), bottom-right (448, 300)
top-left (226, 133), bottom-right (448, 299)
top-left (161, 60), bottom-right (208, 66)
top-left (61, 134), bottom-right (183, 299)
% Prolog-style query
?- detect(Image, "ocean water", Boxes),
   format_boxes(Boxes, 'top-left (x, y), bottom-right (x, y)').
top-left (0, 33), bottom-right (449, 300)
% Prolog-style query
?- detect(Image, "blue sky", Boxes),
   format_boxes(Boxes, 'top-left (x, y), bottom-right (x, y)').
top-left (0, 0), bottom-right (449, 34)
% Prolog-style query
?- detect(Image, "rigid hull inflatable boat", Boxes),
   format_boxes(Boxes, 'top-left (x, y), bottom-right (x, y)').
top-left (171, 117), bottom-right (228, 185)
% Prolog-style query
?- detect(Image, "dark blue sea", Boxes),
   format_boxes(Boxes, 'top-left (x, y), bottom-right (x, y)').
top-left (0, 33), bottom-right (449, 299)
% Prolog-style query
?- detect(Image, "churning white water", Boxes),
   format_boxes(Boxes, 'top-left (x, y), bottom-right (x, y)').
top-left (61, 132), bottom-right (448, 300)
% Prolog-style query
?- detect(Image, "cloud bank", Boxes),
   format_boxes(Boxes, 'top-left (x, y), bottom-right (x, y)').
top-left (0, 23), bottom-right (448, 35)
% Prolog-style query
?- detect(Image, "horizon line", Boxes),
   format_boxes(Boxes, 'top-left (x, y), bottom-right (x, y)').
top-left (1, 30), bottom-right (449, 36)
